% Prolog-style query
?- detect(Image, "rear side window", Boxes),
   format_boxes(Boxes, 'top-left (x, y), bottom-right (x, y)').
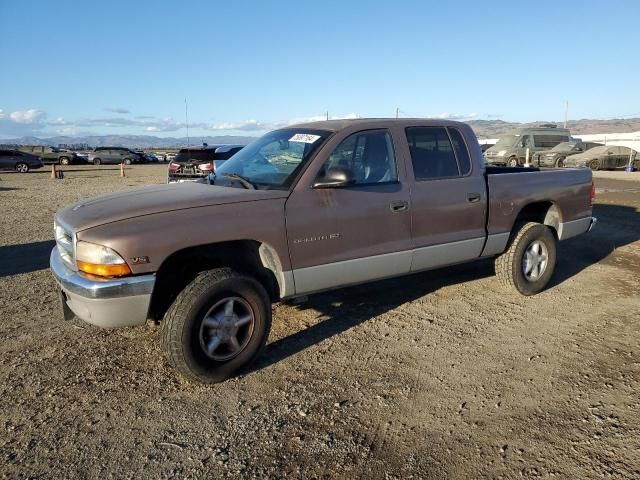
top-left (406, 127), bottom-right (460, 180)
top-left (533, 135), bottom-right (569, 148)
top-left (447, 128), bottom-right (471, 175)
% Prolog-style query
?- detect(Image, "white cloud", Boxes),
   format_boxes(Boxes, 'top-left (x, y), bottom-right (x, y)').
top-left (205, 113), bottom-right (362, 133)
top-left (0, 108), bottom-right (48, 136)
top-left (103, 107), bottom-right (130, 114)
top-left (432, 112), bottom-right (479, 120)
top-left (9, 109), bottom-right (46, 124)
top-left (206, 119), bottom-right (273, 132)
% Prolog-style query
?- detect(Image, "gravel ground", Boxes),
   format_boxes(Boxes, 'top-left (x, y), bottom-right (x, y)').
top-left (1, 165), bottom-right (639, 479)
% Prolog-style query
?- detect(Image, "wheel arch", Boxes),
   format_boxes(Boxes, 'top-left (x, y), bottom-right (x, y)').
top-left (513, 201), bottom-right (563, 239)
top-left (148, 239), bottom-right (288, 322)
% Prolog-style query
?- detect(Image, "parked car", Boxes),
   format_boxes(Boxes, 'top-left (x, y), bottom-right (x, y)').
top-left (88, 147), bottom-right (143, 165)
top-left (133, 151), bottom-right (160, 163)
top-left (18, 145), bottom-right (80, 165)
top-left (485, 125), bottom-right (571, 166)
top-left (167, 144), bottom-right (244, 183)
top-left (564, 145), bottom-right (639, 170)
top-left (74, 151), bottom-right (90, 163)
top-left (50, 118), bottom-right (596, 383)
top-left (165, 152), bottom-right (177, 163)
top-left (0, 149), bottom-right (44, 172)
top-left (532, 141), bottom-right (603, 168)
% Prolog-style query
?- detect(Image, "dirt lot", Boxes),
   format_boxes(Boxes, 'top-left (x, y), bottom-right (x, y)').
top-left (1, 165), bottom-right (639, 479)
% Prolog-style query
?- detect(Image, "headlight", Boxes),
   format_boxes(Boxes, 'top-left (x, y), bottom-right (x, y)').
top-left (76, 241), bottom-right (131, 277)
top-left (497, 150), bottom-right (506, 157)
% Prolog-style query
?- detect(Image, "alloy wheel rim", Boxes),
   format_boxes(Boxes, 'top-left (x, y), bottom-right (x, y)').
top-left (522, 240), bottom-right (548, 281)
top-left (198, 297), bottom-right (255, 361)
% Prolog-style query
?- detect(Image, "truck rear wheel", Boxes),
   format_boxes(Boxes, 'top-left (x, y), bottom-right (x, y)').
top-left (508, 157), bottom-right (519, 167)
top-left (161, 268), bottom-right (271, 383)
top-left (495, 222), bottom-right (557, 296)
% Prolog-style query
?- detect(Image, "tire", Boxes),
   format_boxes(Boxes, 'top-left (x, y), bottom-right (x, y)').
top-left (123, 158), bottom-right (132, 165)
top-left (15, 162), bottom-right (29, 173)
top-left (589, 159), bottom-right (600, 171)
top-left (93, 158), bottom-right (101, 166)
top-left (633, 159), bottom-right (640, 171)
top-left (495, 222), bottom-right (557, 296)
top-left (508, 157), bottom-right (519, 167)
top-left (161, 268), bottom-right (271, 383)
top-left (555, 158), bottom-right (565, 168)
top-left (59, 157), bottom-right (70, 165)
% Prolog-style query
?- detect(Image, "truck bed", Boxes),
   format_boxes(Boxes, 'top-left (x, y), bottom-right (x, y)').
top-left (484, 166), bottom-right (593, 237)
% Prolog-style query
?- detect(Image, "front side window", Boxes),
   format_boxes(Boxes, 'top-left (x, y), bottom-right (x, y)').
top-left (320, 130), bottom-right (397, 185)
top-left (406, 127), bottom-right (460, 180)
top-left (214, 128), bottom-right (330, 189)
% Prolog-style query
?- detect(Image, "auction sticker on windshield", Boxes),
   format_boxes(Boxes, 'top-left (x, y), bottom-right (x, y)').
top-left (289, 133), bottom-right (321, 143)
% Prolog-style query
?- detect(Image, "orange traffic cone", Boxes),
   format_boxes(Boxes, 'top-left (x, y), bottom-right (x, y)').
top-left (120, 163), bottom-right (126, 177)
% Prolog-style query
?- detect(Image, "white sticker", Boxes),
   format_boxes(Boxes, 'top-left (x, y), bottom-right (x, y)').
top-left (289, 133), bottom-right (321, 144)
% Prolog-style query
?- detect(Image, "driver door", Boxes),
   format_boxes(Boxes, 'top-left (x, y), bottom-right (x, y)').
top-left (285, 129), bottom-right (412, 295)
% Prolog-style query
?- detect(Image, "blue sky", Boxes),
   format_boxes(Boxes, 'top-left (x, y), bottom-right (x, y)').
top-left (1, 0), bottom-right (638, 138)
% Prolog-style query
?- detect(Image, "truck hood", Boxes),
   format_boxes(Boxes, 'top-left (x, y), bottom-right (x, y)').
top-left (57, 183), bottom-right (288, 232)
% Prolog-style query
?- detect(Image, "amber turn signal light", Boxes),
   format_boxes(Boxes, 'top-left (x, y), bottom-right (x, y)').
top-left (76, 261), bottom-right (132, 278)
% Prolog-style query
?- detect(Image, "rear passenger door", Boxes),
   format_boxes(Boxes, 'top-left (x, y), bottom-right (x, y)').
top-left (402, 126), bottom-right (487, 272)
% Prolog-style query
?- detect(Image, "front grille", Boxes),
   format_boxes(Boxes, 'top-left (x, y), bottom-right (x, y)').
top-left (54, 220), bottom-right (75, 269)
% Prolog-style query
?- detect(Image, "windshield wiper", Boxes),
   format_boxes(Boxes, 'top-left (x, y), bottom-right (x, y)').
top-left (221, 173), bottom-right (257, 190)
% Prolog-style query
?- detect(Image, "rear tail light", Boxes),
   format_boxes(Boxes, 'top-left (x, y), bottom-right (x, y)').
top-left (199, 162), bottom-right (214, 171)
top-left (168, 162), bottom-right (180, 172)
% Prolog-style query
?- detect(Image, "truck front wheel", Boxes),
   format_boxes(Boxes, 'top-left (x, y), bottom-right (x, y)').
top-left (161, 268), bottom-right (271, 383)
top-left (495, 222), bottom-right (557, 296)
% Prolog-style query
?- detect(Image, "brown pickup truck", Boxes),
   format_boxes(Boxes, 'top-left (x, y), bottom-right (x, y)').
top-left (50, 119), bottom-right (596, 383)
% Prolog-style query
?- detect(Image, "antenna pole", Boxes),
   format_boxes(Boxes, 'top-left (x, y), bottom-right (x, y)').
top-left (185, 98), bottom-right (190, 146)
top-left (395, 107), bottom-right (399, 119)
top-left (564, 100), bottom-right (568, 128)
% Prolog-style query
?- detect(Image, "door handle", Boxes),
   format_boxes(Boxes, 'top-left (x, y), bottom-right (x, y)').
top-left (390, 200), bottom-right (409, 212)
top-left (467, 192), bottom-right (481, 203)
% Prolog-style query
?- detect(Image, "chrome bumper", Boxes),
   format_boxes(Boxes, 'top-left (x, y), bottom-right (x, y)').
top-left (50, 248), bottom-right (155, 328)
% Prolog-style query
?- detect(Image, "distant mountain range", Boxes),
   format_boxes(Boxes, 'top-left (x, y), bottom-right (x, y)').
top-left (468, 118), bottom-right (640, 139)
top-left (0, 134), bottom-right (257, 149)
top-left (1, 118), bottom-right (639, 147)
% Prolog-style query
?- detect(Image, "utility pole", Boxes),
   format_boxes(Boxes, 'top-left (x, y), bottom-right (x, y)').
top-left (395, 107), bottom-right (399, 119)
top-left (325, 111), bottom-right (329, 121)
top-left (185, 98), bottom-right (190, 146)
top-left (564, 100), bottom-right (568, 128)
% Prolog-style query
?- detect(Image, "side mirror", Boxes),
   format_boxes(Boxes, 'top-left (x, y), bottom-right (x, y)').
top-left (313, 166), bottom-right (356, 189)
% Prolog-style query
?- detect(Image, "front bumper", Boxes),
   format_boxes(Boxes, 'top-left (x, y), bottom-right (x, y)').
top-left (50, 248), bottom-right (155, 328)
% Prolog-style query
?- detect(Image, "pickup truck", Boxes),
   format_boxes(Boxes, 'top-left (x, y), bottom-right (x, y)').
top-left (50, 119), bottom-right (596, 383)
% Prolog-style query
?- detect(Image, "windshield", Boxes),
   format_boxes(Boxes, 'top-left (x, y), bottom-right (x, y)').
top-left (493, 135), bottom-right (518, 148)
top-left (214, 128), bottom-right (330, 189)
top-left (551, 142), bottom-right (575, 152)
